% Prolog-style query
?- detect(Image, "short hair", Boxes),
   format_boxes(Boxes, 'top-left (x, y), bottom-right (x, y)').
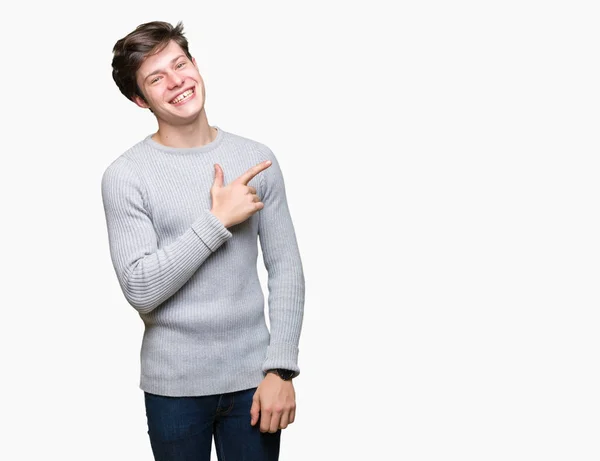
top-left (111, 21), bottom-right (193, 103)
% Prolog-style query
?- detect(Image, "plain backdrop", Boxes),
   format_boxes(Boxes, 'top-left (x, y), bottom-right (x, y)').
top-left (0, 1), bottom-right (598, 460)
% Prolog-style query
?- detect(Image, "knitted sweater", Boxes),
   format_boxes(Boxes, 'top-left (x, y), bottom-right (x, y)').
top-left (100, 126), bottom-right (305, 397)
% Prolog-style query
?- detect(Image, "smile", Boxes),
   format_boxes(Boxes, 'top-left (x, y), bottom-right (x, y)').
top-left (170, 88), bottom-right (195, 105)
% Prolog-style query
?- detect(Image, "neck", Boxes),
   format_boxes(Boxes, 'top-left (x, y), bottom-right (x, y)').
top-left (152, 109), bottom-right (216, 148)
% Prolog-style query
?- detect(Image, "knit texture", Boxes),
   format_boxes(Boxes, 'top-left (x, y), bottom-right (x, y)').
top-left (101, 126), bottom-right (305, 396)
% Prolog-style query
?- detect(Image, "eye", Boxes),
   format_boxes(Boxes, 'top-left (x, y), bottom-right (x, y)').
top-left (150, 76), bottom-right (162, 84)
top-left (176, 62), bottom-right (186, 68)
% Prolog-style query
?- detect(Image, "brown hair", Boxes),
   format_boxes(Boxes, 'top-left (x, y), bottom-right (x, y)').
top-left (111, 21), bottom-right (193, 103)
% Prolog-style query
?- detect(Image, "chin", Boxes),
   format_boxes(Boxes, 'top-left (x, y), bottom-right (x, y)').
top-left (170, 109), bottom-right (204, 126)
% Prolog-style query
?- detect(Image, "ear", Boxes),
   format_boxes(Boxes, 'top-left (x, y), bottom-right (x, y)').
top-left (192, 57), bottom-right (198, 68)
top-left (132, 94), bottom-right (150, 109)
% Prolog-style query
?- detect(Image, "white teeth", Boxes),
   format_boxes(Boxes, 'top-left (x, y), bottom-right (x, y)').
top-left (171, 89), bottom-right (194, 104)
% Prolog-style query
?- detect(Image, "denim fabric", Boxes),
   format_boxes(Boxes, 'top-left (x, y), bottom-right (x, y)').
top-left (144, 387), bottom-right (281, 460)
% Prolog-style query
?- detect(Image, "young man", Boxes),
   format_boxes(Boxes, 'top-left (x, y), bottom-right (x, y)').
top-left (101, 21), bottom-right (305, 461)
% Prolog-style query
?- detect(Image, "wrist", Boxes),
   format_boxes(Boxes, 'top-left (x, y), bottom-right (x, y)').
top-left (265, 368), bottom-right (295, 381)
top-left (210, 209), bottom-right (230, 228)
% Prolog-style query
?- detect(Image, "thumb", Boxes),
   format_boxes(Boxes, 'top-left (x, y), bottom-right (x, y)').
top-left (212, 164), bottom-right (224, 188)
top-left (250, 391), bottom-right (260, 426)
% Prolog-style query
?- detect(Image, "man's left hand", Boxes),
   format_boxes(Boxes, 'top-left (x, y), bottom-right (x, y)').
top-left (250, 373), bottom-right (296, 433)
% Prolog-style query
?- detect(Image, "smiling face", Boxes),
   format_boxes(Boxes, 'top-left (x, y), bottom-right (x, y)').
top-left (133, 40), bottom-right (206, 126)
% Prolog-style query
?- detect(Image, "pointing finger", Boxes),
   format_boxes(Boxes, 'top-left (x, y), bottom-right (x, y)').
top-left (234, 160), bottom-right (271, 186)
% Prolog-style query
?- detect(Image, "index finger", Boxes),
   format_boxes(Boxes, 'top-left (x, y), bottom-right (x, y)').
top-left (235, 160), bottom-right (272, 185)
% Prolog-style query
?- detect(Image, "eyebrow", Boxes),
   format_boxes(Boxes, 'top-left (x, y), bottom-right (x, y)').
top-left (144, 55), bottom-right (187, 81)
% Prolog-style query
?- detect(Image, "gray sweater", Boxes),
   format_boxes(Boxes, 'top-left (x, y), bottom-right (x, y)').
top-left (100, 126), bottom-right (305, 397)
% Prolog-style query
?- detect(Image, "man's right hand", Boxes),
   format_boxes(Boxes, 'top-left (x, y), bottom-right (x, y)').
top-left (210, 160), bottom-right (272, 228)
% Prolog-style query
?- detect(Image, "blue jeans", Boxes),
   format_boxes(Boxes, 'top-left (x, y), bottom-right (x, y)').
top-left (144, 387), bottom-right (281, 461)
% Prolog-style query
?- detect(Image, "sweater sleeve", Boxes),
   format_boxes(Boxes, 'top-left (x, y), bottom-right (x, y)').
top-left (257, 148), bottom-right (305, 378)
top-left (101, 157), bottom-right (232, 314)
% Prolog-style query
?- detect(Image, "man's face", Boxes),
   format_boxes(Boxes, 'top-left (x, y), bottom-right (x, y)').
top-left (134, 40), bottom-right (206, 125)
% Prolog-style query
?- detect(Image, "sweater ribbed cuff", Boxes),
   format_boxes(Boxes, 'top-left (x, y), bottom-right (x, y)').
top-left (262, 342), bottom-right (300, 377)
top-left (191, 210), bottom-right (232, 251)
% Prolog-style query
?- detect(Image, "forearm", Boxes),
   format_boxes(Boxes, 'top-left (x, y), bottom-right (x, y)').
top-left (261, 240), bottom-right (305, 369)
top-left (116, 210), bottom-right (232, 314)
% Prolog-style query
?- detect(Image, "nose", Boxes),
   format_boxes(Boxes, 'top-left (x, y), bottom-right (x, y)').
top-left (167, 70), bottom-right (184, 88)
